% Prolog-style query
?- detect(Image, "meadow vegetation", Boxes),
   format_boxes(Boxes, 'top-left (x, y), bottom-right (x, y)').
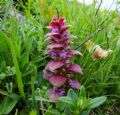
top-left (0, 0), bottom-right (120, 114)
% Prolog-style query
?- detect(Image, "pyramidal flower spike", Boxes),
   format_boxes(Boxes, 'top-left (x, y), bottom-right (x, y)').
top-left (44, 16), bottom-right (83, 102)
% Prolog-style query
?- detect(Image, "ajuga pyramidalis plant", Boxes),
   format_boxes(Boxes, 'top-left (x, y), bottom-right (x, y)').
top-left (44, 16), bottom-right (83, 101)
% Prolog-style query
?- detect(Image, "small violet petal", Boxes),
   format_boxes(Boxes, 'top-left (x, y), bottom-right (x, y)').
top-left (59, 89), bottom-right (65, 96)
top-left (69, 80), bottom-right (80, 89)
top-left (49, 88), bottom-right (59, 102)
top-left (44, 71), bottom-right (53, 80)
top-left (59, 52), bottom-right (68, 59)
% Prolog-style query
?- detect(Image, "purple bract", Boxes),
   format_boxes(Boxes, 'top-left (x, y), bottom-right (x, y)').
top-left (44, 16), bottom-right (83, 101)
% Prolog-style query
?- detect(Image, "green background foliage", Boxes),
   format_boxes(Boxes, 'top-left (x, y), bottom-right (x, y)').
top-left (0, 0), bottom-right (120, 114)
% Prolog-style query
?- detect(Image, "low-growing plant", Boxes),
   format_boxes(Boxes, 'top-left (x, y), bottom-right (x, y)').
top-left (58, 86), bottom-right (107, 115)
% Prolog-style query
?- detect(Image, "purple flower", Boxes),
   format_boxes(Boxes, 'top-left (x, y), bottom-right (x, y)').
top-left (49, 75), bottom-right (67, 87)
top-left (45, 61), bottom-right (64, 72)
top-left (51, 28), bottom-right (59, 33)
top-left (48, 43), bottom-right (63, 49)
top-left (44, 72), bottom-right (50, 80)
top-left (59, 52), bottom-right (68, 59)
top-left (52, 87), bottom-right (58, 94)
top-left (49, 88), bottom-right (59, 102)
top-left (47, 50), bottom-right (57, 57)
top-left (51, 52), bottom-right (57, 57)
top-left (69, 50), bottom-right (83, 56)
top-left (44, 71), bottom-right (53, 80)
top-left (59, 89), bottom-right (65, 96)
top-left (69, 80), bottom-right (81, 89)
top-left (67, 64), bottom-right (83, 74)
top-left (44, 17), bottom-right (83, 101)
top-left (48, 88), bottom-right (65, 101)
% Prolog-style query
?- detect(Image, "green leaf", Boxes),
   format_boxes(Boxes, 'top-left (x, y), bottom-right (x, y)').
top-left (56, 102), bottom-right (66, 111)
top-left (44, 105), bottom-right (61, 115)
top-left (65, 105), bottom-right (72, 115)
top-left (67, 89), bottom-right (78, 104)
top-left (29, 96), bottom-right (51, 102)
top-left (19, 53), bottom-right (29, 69)
top-left (0, 31), bottom-right (25, 99)
top-left (29, 110), bottom-right (37, 115)
top-left (0, 89), bottom-right (19, 100)
top-left (85, 96), bottom-right (107, 110)
top-left (58, 96), bottom-right (73, 105)
top-left (0, 97), bottom-right (18, 114)
top-left (79, 86), bottom-right (86, 98)
top-left (0, 73), bottom-right (6, 80)
top-left (81, 110), bottom-right (90, 115)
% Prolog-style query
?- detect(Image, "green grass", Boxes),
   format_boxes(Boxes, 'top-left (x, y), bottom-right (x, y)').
top-left (0, 0), bottom-right (120, 114)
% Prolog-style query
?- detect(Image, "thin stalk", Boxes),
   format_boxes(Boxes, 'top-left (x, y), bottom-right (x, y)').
top-left (74, 27), bottom-right (104, 50)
